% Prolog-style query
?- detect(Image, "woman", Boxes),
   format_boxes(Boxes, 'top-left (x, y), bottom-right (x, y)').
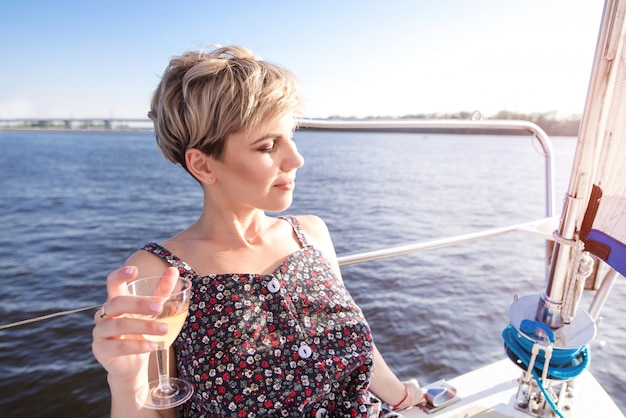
top-left (92, 45), bottom-right (425, 417)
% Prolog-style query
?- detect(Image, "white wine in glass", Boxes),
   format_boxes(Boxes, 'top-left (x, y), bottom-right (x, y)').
top-left (127, 275), bottom-right (193, 409)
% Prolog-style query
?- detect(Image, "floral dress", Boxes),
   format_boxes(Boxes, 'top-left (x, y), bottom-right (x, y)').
top-left (141, 216), bottom-right (377, 417)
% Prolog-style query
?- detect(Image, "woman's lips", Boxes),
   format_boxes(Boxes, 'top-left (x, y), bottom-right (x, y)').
top-left (274, 178), bottom-right (295, 190)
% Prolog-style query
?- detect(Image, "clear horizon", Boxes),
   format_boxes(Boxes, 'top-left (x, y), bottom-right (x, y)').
top-left (0, 1), bottom-right (605, 120)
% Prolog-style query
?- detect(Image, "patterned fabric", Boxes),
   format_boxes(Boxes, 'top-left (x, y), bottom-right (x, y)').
top-left (141, 215), bottom-right (376, 417)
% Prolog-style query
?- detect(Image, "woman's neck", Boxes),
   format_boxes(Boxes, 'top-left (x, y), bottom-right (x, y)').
top-left (188, 210), bottom-right (275, 246)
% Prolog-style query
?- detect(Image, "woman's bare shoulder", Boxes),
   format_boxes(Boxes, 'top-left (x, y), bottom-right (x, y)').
top-left (292, 214), bottom-right (330, 240)
top-left (290, 214), bottom-right (343, 281)
top-left (291, 215), bottom-right (336, 254)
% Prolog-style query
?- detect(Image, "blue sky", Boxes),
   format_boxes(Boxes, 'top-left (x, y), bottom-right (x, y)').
top-left (0, 0), bottom-right (605, 119)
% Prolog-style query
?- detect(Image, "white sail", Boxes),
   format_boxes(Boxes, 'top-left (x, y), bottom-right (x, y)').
top-left (578, 0), bottom-right (626, 277)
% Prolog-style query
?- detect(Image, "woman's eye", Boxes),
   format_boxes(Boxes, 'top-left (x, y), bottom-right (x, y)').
top-left (260, 142), bottom-right (276, 153)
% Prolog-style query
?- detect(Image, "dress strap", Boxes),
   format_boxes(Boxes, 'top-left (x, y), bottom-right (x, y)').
top-left (141, 242), bottom-right (199, 278)
top-left (279, 215), bottom-right (310, 248)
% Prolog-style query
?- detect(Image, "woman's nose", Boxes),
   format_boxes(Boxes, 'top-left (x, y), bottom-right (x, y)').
top-left (283, 140), bottom-right (305, 170)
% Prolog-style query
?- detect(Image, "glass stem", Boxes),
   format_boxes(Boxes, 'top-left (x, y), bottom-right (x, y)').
top-left (155, 347), bottom-right (176, 395)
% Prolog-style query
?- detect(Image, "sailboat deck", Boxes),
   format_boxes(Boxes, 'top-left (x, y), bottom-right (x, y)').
top-left (402, 358), bottom-right (623, 417)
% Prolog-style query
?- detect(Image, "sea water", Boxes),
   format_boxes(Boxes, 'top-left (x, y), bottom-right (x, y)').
top-left (0, 130), bottom-right (624, 417)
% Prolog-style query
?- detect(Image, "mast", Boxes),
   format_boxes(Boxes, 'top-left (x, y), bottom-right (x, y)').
top-left (536, 0), bottom-right (626, 328)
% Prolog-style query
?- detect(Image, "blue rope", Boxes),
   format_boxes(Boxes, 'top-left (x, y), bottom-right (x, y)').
top-left (502, 320), bottom-right (590, 418)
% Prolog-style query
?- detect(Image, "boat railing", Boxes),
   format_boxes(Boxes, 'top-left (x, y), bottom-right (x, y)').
top-left (337, 218), bottom-right (556, 267)
top-left (297, 117), bottom-right (556, 218)
top-left (296, 117), bottom-right (557, 267)
top-left (304, 117), bottom-right (615, 345)
top-left (0, 118), bottom-right (559, 331)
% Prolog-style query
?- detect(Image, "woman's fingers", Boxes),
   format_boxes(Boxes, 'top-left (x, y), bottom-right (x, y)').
top-left (154, 266), bottom-right (180, 297)
top-left (93, 335), bottom-right (156, 357)
top-left (93, 267), bottom-right (182, 362)
top-left (106, 265), bottom-right (137, 297)
top-left (92, 315), bottom-right (168, 371)
top-left (99, 266), bottom-right (180, 321)
top-left (95, 315), bottom-right (169, 341)
top-left (99, 294), bottom-right (163, 321)
top-left (92, 266), bottom-right (177, 378)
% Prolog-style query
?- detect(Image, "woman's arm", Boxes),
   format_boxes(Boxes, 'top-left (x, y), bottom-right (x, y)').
top-left (368, 344), bottom-right (424, 410)
top-left (92, 257), bottom-right (178, 418)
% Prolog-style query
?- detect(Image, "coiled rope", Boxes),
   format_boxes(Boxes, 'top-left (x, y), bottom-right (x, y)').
top-left (502, 319), bottom-right (590, 418)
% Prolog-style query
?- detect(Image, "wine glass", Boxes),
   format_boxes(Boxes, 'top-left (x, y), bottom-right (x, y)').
top-left (127, 275), bottom-right (193, 409)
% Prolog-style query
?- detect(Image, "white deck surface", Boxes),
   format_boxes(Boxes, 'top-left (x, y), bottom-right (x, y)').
top-left (401, 358), bottom-right (623, 418)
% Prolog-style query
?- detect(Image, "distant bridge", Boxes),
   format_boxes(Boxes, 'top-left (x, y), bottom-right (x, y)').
top-left (0, 118), bottom-right (153, 130)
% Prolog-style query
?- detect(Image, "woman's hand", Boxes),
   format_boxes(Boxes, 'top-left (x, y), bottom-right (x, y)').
top-left (91, 266), bottom-right (176, 384)
top-left (396, 379), bottom-right (426, 411)
top-left (384, 378), bottom-right (425, 411)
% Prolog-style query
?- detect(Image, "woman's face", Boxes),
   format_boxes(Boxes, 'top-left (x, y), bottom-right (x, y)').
top-left (211, 113), bottom-right (304, 213)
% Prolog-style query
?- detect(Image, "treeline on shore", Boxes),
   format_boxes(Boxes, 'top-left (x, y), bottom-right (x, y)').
top-left (327, 110), bottom-right (581, 137)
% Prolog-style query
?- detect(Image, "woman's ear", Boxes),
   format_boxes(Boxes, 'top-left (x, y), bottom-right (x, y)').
top-left (185, 148), bottom-right (215, 184)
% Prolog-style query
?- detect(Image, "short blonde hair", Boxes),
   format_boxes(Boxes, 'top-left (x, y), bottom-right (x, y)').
top-left (149, 46), bottom-right (301, 169)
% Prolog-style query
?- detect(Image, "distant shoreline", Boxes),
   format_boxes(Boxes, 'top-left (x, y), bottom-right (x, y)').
top-left (0, 126), bottom-right (577, 136)
top-left (0, 127), bottom-right (154, 133)
top-left (0, 111), bottom-right (581, 136)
